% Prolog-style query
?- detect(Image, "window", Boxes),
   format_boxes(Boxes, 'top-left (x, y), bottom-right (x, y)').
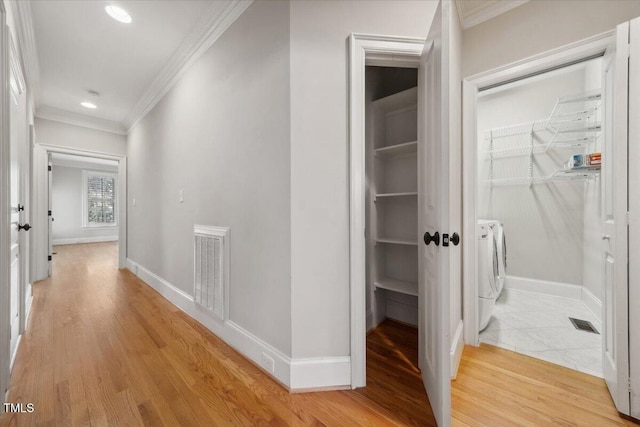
top-left (83, 170), bottom-right (117, 227)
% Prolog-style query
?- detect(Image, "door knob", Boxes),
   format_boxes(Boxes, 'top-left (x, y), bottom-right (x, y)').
top-left (18, 223), bottom-right (31, 231)
top-left (17, 204), bottom-right (24, 211)
top-left (601, 234), bottom-right (610, 240)
top-left (451, 232), bottom-right (460, 246)
top-left (424, 231), bottom-right (440, 246)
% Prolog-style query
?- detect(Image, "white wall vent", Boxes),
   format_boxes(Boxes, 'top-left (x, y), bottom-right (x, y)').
top-left (194, 225), bottom-right (229, 321)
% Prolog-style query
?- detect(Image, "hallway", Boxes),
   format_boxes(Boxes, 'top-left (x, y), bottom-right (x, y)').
top-left (1, 243), bottom-right (435, 426)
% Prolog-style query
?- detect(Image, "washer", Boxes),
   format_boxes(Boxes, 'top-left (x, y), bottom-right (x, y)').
top-left (477, 220), bottom-right (506, 331)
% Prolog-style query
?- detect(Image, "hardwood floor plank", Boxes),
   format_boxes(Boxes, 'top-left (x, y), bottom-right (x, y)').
top-left (1, 242), bottom-right (635, 426)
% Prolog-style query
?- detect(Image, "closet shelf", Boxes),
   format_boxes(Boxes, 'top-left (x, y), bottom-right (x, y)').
top-left (376, 238), bottom-right (418, 246)
top-left (375, 192), bottom-right (418, 200)
top-left (483, 90), bottom-right (602, 156)
top-left (375, 141), bottom-right (418, 158)
top-left (374, 277), bottom-right (418, 297)
top-left (488, 167), bottom-right (600, 186)
top-left (551, 166), bottom-right (601, 179)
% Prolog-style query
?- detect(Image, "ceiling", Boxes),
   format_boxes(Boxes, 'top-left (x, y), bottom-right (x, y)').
top-left (22, 1), bottom-right (526, 134)
top-left (455, 0), bottom-right (529, 30)
top-left (28, 0), bottom-right (218, 132)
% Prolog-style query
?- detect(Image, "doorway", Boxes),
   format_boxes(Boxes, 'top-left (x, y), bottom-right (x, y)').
top-left (47, 153), bottom-right (120, 273)
top-left (462, 26), bottom-right (633, 415)
top-left (33, 145), bottom-right (127, 281)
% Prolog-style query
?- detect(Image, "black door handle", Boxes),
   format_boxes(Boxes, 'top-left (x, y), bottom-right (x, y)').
top-left (424, 231), bottom-right (439, 246)
top-left (18, 223), bottom-right (31, 231)
top-left (18, 204), bottom-right (24, 211)
top-left (451, 232), bottom-right (460, 246)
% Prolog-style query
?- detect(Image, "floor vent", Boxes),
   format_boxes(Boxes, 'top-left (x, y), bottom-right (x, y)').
top-left (194, 225), bottom-right (230, 322)
top-left (569, 317), bottom-right (599, 334)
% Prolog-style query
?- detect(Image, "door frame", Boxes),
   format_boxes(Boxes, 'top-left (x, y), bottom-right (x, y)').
top-left (348, 34), bottom-right (424, 388)
top-left (0, 0), bottom-right (11, 397)
top-left (34, 144), bottom-right (127, 272)
top-left (461, 30), bottom-right (614, 345)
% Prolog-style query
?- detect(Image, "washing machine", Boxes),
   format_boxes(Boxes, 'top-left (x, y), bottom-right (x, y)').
top-left (478, 220), bottom-right (507, 331)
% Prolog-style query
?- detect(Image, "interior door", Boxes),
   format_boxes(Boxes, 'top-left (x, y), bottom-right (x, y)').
top-left (418, 1), bottom-right (451, 425)
top-left (48, 157), bottom-right (52, 276)
top-left (9, 62), bottom-right (22, 363)
top-left (601, 20), bottom-right (630, 415)
top-left (629, 16), bottom-right (640, 421)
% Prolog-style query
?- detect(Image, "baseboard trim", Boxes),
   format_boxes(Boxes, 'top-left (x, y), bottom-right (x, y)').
top-left (505, 275), bottom-right (582, 300)
top-left (581, 287), bottom-right (602, 324)
top-left (450, 320), bottom-right (464, 380)
top-left (290, 356), bottom-right (351, 390)
top-left (505, 275), bottom-right (602, 324)
top-left (126, 258), bottom-right (351, 391)
top-left (53, 235), bottom-right (118, 245)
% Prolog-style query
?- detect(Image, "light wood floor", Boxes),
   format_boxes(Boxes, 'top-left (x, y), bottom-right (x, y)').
top-left (1, 242), bottom-right (637, 426)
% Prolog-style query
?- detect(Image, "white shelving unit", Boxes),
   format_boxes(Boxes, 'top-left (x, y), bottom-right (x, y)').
top-left (374, 277), bottom-right (419, 297)
top-left (366, 86), bottom-right (419, 322)
top-left (485, 90), bottom-right (602, 186)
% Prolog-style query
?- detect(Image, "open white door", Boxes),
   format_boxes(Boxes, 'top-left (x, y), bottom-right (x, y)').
top-left (418, 1), bottom-right (452, 425)
top-left (48, 157), bottom-right (52, 276)
top-left (8, 34), bottom-right (28, 365)
top-left (629, 16), bottom-right (640, 421)
top-left (601, 20), bottom-right (630, 415)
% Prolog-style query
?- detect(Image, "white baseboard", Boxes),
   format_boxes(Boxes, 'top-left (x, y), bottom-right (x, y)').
top-left (450, 320), bottom-right (464, 380)
top-left (366, 308), bottom-right (374, 332)
top-left (505, 275), bottom-right (582, 300)
top-left (505, 275), bottom-right (602, 324)
top-left (126, 258), bottom-right (351, 391)
top-left (581, 288), bottom-right (602, 324)
top-left (290, 356), bottom-right (351, 390)
top-left (24, 288), bottom-right (33, 327)
top-left (53, 235), bottom-right (118, 245)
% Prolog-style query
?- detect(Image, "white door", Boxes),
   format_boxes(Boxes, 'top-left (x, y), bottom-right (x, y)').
top-left (48, 158), bottom-right (52, 276)
top-left (629, 16), bottom-right (640, 421)
top-left (418, 1), bottom-right (451, 425)
top-left (601, 20), bottom-right (630, 415)
top-left (9, 59), bottom-right (25, 365)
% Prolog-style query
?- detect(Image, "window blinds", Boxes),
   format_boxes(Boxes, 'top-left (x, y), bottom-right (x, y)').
top-left (87, 175), bottom-right (116, 224)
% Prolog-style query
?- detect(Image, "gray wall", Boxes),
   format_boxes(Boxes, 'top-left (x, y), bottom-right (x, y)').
top-left (127, 1), bottom-right (292, 355)
top-left (289, 0), bottom-right (436, 359)
top-left (35, 117), bottom-right (126, 155)
top-left (463, 0), bottom-right (640, 77)
top-left (477, 66), bottom-right (591, 286)
top-left (52, 165), bottom-right (119, 243)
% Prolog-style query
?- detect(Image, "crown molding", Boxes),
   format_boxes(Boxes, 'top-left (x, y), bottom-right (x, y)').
top-left (36, 105), bottom-right (127, 136)
top-left (125, 0), bottom-right (253, 133)
top-left (11, 0), bottom-right (40, 105)
top-left (455, 0), bottom-right (529, 30)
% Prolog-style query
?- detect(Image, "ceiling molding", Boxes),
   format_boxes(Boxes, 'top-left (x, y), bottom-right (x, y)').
top-left (124, 0), bottom-right (253, 133)
top-left (455, 0), bottom-right (529, 31)
top-left (36, 105), bottom-right (127, 136)
top-left (11, 0), bottom-right (40, 105)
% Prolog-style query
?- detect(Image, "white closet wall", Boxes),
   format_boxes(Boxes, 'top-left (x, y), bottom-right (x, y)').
top-left (476, 59), bottom-right (603, 309)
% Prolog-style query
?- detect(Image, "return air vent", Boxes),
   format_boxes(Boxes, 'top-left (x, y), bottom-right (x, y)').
top-left (569, 317), bottom-right (599, 334)
top-left (194, 225), bottom-right (229, 322)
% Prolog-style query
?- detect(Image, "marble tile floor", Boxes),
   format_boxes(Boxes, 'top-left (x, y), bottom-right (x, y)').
top-left (479, 288), bottom-right (603, 377)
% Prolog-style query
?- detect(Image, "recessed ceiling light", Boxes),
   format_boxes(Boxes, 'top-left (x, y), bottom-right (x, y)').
top-left (81, 102), bottom-right (97, 109)
top-left (105, 5), bottom-right (132, 24)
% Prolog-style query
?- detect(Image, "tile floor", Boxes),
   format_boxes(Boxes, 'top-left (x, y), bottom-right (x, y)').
top-left (479, 288), bottom-right (603, 377)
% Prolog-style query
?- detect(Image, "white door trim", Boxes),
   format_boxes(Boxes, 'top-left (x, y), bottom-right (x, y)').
top-left (34, 144), bottom-right (127, 271)
top-left (348, 33), bottom-right (423, 388)
top-left (0, 1), bottom-right (11, 397)
top-left (462, 30), bottom-right (614, 345)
